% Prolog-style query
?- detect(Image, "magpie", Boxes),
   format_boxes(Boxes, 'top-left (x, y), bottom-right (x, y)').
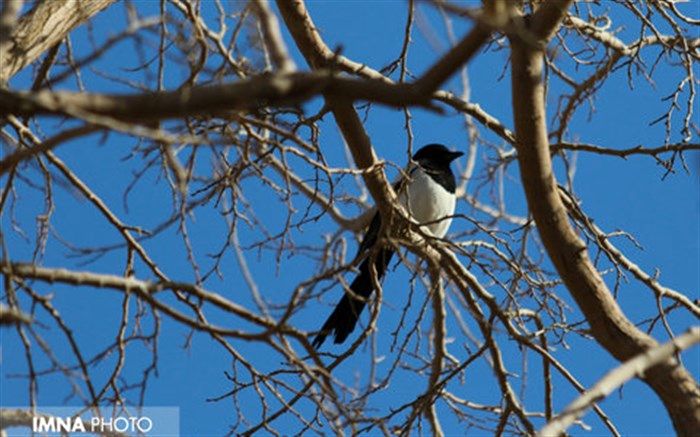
top-left (312, 144), bottom-right (463, 349)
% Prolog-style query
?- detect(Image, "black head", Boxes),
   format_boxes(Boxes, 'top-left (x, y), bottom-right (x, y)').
top-left (411, 143), bottom-right (463, 193)
top-left (412, 143), bottom-right (464, 167)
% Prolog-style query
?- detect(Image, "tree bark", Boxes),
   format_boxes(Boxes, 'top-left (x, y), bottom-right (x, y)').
top-left (509, 30), bottom-right (700, 437)
top-left (539, 328), bottom-right (700, 436)
top-left (0, 0), bottom-right (116, 83)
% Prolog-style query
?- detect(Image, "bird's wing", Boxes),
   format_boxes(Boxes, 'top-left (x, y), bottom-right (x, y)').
top-left (354, 165), bottom-right (416, 258)
top-left (356, 210), bottom-right (381, 257)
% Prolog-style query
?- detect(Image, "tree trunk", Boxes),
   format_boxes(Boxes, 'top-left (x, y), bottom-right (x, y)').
top-left (509, 35), bottom-right (700, 437)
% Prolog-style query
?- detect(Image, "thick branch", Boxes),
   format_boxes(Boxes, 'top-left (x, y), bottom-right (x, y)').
top-left (0, 0), bottom-right (116, 82)
top-left (275, 0), bottom-right (493, 222)
top-left (539, 328), bottom-right (700, 437)
top-left (251, 0), bottom-right (296, 73)
top-left (275, 0), bottom-right (397, 219)
top-left (413, 24), bottom-right (491, 94)
top-left (509, 30), bottom-right (700, 437)
top-left (0, 303), bottom-right (31, 325)
top-left (530, 0), bottom-right (574, 41)
top-left (0, 72), bottom-right (427, 120)
top-left (0, 0), bottom-right (23, 55)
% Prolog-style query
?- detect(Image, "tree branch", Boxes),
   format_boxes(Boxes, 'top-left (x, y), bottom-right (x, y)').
top-left (509, 16), bottom-right (700, 436)
top-left (0, 0), bottom-right (23, 55)
top-left (275, 0), bottom-right (398, 221)
top-left (0, 261), bottom-right (278, 334)
top-left (0, 0), bottom-right (116, 82)
top-left (0, 72), bottom-right (429, 120)
top-left (0, 303), bottom-right (31, 325)
top-left (552, 142), bottom-right (700, 158)
top-left (530, 0), bottom-right (574, 42)
top-left (539, 327), bottom-right (700, 437)
top-left (413, 23), bottom-right (491, 94)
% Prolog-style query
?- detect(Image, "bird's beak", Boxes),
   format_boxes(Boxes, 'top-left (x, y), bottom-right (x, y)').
top-left (449, 150), bottom-right (464, 161)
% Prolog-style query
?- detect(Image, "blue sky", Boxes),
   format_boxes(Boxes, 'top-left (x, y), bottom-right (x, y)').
top-left (2, 1), bottom-right (699, 436)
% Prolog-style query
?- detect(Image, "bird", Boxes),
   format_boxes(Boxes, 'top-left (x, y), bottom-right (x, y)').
top-left (312, 144), bottom-right (463, 349)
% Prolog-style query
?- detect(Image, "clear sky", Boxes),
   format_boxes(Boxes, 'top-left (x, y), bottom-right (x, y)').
top-left (2, 1), bottom-right (699, 436)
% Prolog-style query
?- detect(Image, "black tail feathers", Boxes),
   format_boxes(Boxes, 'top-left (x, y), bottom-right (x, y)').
top-left (312, 248), bottom-right (394, 349)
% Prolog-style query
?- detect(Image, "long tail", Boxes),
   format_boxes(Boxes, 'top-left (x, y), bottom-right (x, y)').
top-left (312, 248), bottom-right (394, 348)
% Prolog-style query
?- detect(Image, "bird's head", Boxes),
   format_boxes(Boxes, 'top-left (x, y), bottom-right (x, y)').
top-left (412, 143), bottom-right (464, 168)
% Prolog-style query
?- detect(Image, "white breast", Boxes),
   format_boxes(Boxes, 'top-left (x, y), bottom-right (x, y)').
top-left (399, 167), bottom-right (456, 238)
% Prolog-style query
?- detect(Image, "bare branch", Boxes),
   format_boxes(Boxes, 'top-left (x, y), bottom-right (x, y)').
top-left (0, 72), bottom-right (431, 120)
top-left (0, 0), bottom-right (116, 82)
top-left (0, 303), bottom-right (31, 325)
top-left (552, 142), bottom-right (700, 158)
top-left (530, 0), bottom-right (574, 42)
top-left (251, 0), bottom-right (296, 73)
top-left (0, 261), bottom-right (276, 334)
top-left (414, 23), bottom-right (491, 94)
top-left (2, 1), bottom-right (697, 434)
top-left (539, 327), bottom-right (700, 437)
top-left (509, 15), bottom-right (700, 435)
top-left (0, 0), bottom-right (23, 55)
